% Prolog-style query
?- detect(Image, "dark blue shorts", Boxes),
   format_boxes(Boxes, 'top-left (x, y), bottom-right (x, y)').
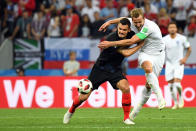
top-left (88, 65), bottom-right (127, 90)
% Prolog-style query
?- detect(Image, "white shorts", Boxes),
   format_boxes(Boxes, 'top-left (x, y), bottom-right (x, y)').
top-left (138, 51), bottom-right (165, 77)
top-left (165, 61), bottom-right (184, 81)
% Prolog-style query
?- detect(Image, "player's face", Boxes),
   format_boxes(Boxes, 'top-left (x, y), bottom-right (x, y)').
top-left (132, 15), bottom-right (144, 31)
top-left (168, 24), bottom-right (177, 35)
top-left (117, 23), bottom-right (130, 38)
top-left (70, 53), bottom-right (76, 60)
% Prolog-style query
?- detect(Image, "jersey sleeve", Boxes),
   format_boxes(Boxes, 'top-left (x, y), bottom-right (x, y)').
top-left (183, 36), bottom-right (191, 48)
top-left (63, 62), bottom-right (68, 70)
top-left (136, 26), bottom-right (151, 40)
top-left (162, 36), bottom-right (168, 47)
top-left (76, 62), bottom-right (80, 70)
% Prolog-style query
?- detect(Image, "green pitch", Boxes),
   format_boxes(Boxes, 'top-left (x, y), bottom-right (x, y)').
top-left (0, 108), bottom-right (196, 131)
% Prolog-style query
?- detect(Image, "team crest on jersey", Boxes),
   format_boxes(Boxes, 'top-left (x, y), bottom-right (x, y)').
top-left (176, 41), bottom-right (180, 45)
top-left (142, 27), bottom-right (148, 33)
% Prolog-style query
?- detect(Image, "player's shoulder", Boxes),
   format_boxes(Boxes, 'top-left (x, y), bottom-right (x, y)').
top-left (163, 34), bottom-right (170, 39)
top-left (176, 33), bottom-right (187, 41)
top-left (106, 31), bottom-right (117, 41)
top-left (127, 31), bottom-right (135, 39)
top-left (143, 19), bottom-right (159, 32)
top-left (176, 33), bottom-right (186, 38)
top-left (145, 19), bottom-right (157, 26)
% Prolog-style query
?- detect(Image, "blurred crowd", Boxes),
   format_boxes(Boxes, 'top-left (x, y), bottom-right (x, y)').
top-left (0, 0), bottom-right (196, 42)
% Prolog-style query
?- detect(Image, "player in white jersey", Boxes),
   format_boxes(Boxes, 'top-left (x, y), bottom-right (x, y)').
top-left (163, 22), bottom-right (191, 109)
top-left (98, 8), bottom-right (166, 122)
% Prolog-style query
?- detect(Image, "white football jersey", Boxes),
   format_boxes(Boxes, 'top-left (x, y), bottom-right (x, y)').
top-left (128, 18), bottom-right (165, 55)
top-left (163, 34), bottom-right (190, 63)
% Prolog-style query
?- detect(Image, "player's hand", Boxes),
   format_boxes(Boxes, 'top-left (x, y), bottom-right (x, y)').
top-left (98, 21), bottom-right (110, 32)
top-left (98, 41), bottom-right (112, 49)
top-left (180, 58), bottom-right (187, 65)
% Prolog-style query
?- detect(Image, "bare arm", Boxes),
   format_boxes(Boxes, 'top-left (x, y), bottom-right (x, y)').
top-left (98, 35), bottom-right (142, 49)
top-left (41, 28), bottom-right (46, 38)
top-left (10, 26), bottom-right (19, 40)
top-left (69, 69), bottom-right (79, 75)
top-left (63, 68), bottom-right (72, 76)
top-left (31, 28), bottom-right (37, 38)
top-left (98, 17), bottom-right (126, 32)
top-left (63, 68), bottom-right (68, 75)
top-left (180, 46), bottom-right (192, 65)
top-left (27, 23), bottom-right (31, 39)
top-left (118, 41), bottom-right (144, 57)
top-left (69, 24), bottom-right (79, 37)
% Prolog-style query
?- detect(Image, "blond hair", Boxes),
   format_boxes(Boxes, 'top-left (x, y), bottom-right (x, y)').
top-left (130, 8), bottom-right (144, 18)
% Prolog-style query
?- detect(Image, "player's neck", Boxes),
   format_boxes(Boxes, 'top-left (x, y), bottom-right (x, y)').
top-left (170, 34), bottom-right (176, 39)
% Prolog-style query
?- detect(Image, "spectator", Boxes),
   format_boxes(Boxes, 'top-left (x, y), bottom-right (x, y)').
top-left (165, 0), bottom-right (177, 22)
top-left (158, 8), bottom-right (170, 36)
top-left (17, 0), bottom-right (36, 16)
top-left (4, 0), bottom-right (15, 36)
top-left (81, 0), bottom-right (100, 23)
top-left (31, 10), bottom-right (46, 41)
top-left (51, 0), bottom-right (66, 14)
top-left (0, 0), bottom-right (7, 24)
top-left (100, 0), bottom-right (118, 31)
top-left (47, 14), bottom-right (61, 37)
top-left (34, 0), bottom-right (43, 12)
top-left (61, 0), bottom-right (80, 16)
top-left (133, 0), bottom-right (144, 8)
top-left (144, 3), bottom-right (157, 22)
top-left (16, 67), bottom-right (25, 76)
top-left (10, 10), bottom-right (32, 40)
top-left (99, 0), bottom-right (118, 9)
top-left (120, 1), bottom-right (135, 17)
top-left (173, 0), bottom-right (192, 32)
top-left (187, 0), bottom-right (196, 16)
top-left (142, 0), bottom-right (158, 14)
top-left (185, 13), bottom-right (196, 37)
top-left (40, 0), bottom-right (56, 25)
top-left (78, 14), bottom-right (92, 37)
top-left (40, 0), bottom-right (52, 13)
top-left (63, 51), bottom-right (80, 76)
top-left (0, 0), bottom-right (7, 43)
top-left (115, 0), bottom-right (126, 15)
top-left (152, 0), bottom-right (167, 11)
top-left (91, 11), bottom-right (106, 38)
top-left (62, 5), bottom-right (80, 38)
top-left (75, 0), bottom-right (85, 12)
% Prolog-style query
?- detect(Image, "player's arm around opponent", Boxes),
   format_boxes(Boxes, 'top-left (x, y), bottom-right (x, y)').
top-left (98, 18), bottom-right (142, 49)
top-left (118, 41), bottom-right (144, 57)
top-left (98, 8), bottom-right (166, 112)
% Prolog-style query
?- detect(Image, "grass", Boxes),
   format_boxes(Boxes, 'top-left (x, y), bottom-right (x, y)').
top-left (0, 108), bottom-right (196, 131)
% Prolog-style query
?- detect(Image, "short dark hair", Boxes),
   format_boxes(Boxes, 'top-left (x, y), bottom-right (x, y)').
top-left (119, 18), bottom-right (131, 28)
top-left (16, 67), bottom-right (24, 73)
top-left (69, 51), bottom-right (76, 56)
top-left (168, 21), bottom-right (177, 27)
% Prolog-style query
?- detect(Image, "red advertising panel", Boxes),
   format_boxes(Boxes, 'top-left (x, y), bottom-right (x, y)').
top-left (0, 76), bottom-right (195, 108)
